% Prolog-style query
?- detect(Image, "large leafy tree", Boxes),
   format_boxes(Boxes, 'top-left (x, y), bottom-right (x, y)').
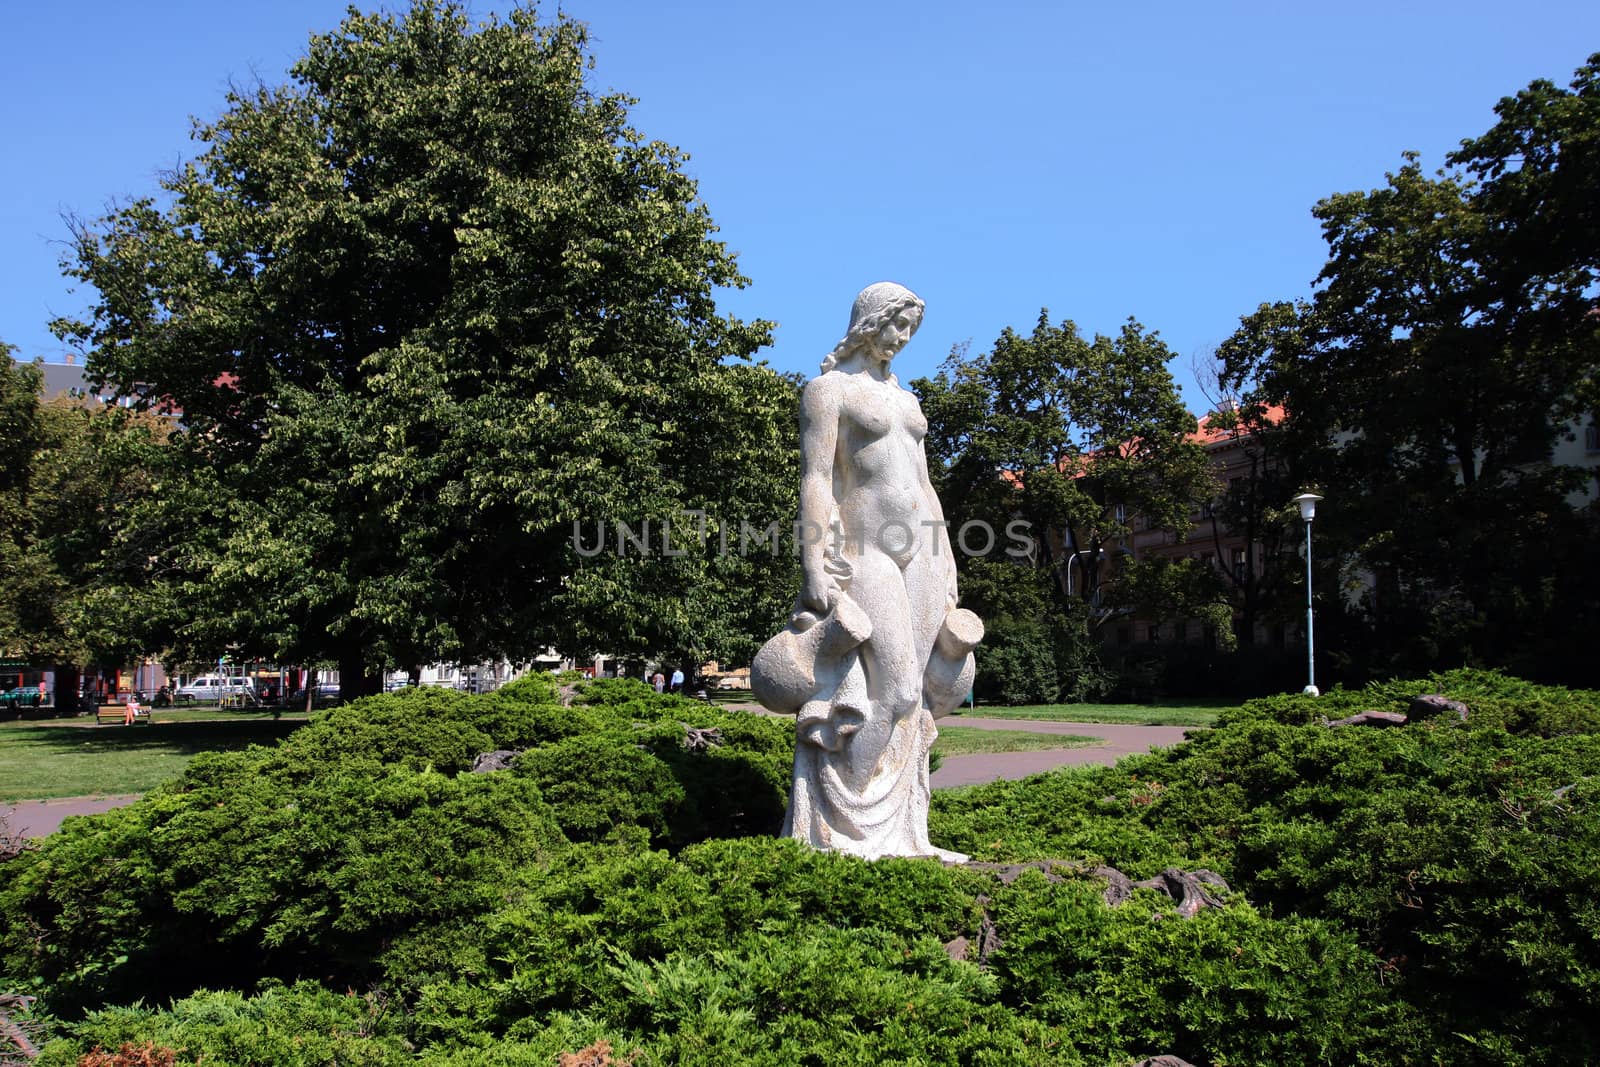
top-left (1219, 58), bottom-right (1600, 681)
top-left (55, 2), bottom-right (789, 695)
top-left (914, 314), bottom-right (1222, 697)
top-left (1450, 52), bottom-right (1600, 388)
top-left (1, 348), bottom-right (172, 673)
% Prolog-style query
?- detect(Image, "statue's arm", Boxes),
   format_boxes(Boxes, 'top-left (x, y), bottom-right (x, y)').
top-left (798, 377), bottom-right (840, 612)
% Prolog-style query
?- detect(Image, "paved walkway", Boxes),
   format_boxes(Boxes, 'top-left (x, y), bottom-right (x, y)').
top-left (5, 795), bottom-right (140, 839)
top-left (930, 717), bottom-right (1195, 788)
top-left (3, 717), bottom-right (1198, 839)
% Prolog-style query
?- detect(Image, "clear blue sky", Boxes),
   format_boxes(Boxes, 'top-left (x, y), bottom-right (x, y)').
top-left (3, 1), bottom-right (1597, 408)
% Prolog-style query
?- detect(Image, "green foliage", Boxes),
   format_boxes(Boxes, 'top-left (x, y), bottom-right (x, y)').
top-left (35, 983), bottom-right (413, 1067)
top-left (1219, 56), bottom-right (1600, 688)
top-left (0, 352), bottom-right (173, 665)
top-left (0, 681), bottom-right (789, 1016)
top-left (975, 618), bottom-right (1062, 705)
top-left (51, 0), bottom-right (794, 687)
top-left (914, 313), bottom-right (1217, 638)
top-left (935, 669), bottom-right (1600, 1064)
top-left (991, 876), bottom-right (1425, 1065)
top-left (1223, 666), bottom-right (1600, 735)
top-left (10, 667), bottom-right (1600, 1064)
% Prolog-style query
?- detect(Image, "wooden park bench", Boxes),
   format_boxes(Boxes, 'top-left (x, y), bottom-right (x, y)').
top-left (95, 704), bottom-right (149, 725)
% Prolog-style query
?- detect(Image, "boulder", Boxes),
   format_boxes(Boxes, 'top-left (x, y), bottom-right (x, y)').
top-left (1407, 694), bottom-right (1470, 723)
top-left (470, 750), bottom-right (520, 773)
top-left (1325, 710), bottom-right (1408, 728)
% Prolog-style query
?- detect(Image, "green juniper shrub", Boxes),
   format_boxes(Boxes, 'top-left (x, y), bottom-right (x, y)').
top-left (1220, 667), bottom-right (1600, 735)
top-left (932, 671), bottom-right (1600, 1064)
top-left (0, 760), bottom-right (565, 1014)
top-left (988, 872), bottom-right (1426, 1066)
top-left (10, 666), bottom-right (1600, 1065)
top-left (403, 837), bottom-right (990, 1040)
top-left (513, 734), bottom-right (689, 845)
top-left (259, 687), bottom-right (496, 775)
top-left (929, 759), bottom-right (1212, 871)
top-left (574, 924), bottom-right (1076, 1066)
top-left (33, 982), bottom-right (414, 1067)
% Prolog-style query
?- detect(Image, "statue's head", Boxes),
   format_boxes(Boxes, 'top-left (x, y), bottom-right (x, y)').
top-left (822, 282), bottom-right (924, 372)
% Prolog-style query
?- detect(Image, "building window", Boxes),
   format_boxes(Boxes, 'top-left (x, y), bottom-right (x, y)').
top-left (1586, 421), bottom-right (1600, 454)
top-left (1147, 623), bottom-right (1161, 643)
top-left (1232, 547), bottom-right (1247, 581)
top-left (1114, 503), bottom-right (1127, 525)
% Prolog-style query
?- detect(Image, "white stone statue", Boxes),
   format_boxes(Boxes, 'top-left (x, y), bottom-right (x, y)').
top-left (752, 282), bottom-right (982, 861)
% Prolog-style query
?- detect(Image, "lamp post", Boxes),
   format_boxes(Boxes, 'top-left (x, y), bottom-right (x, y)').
top-left (1065, 547), bottom-right (1101, 596)
top-left (1292, 492), bottom-right (1324, 696)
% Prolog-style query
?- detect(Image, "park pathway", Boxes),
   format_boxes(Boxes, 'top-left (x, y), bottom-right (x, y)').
top-left (4, 717), bottom-right (1199, 839)
top-left (930, 717), bottom-right (1195, 788)
top-left (5, 795), bottom-right (140, 839)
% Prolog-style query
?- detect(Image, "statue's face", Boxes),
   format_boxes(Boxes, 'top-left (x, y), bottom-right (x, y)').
top-left (867, 304), bottom-right (921, 362)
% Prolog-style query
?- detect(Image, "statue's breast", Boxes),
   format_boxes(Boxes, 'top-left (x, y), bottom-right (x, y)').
top-left (843, 384), bottom-right (895, 440)
top-left (899, 392), bottom-right (928, 440)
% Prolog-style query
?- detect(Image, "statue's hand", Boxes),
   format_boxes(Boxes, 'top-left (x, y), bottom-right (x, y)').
top-left (801, 568), bottom-right (834, 613)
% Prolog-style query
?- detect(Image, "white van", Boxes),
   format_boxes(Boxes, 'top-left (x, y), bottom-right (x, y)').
top-left (175, 675), bottom-right (256, 703)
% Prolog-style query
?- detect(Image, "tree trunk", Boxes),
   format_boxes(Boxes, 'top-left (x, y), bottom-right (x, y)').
top-left (54, 665), bottom-right (81, 713)
top-left (337, 647), bottom-right (382, 701)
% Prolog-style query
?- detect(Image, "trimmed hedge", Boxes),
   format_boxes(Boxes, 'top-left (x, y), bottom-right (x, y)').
top-left (3, 668), bottom-right (1597, 1064)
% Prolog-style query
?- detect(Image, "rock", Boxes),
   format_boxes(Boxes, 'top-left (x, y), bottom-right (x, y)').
top-left (1325, 710), bottom-right (1408, 728)
top-left (681, 725), bottom-right (723, 752)
top-left (962, 860), bottom-right (1073, 884)
top-left (1095, 865), bottom-right (1134, 906)
top-left (946, 893), bottom-right (1002, 966)
top-left (1130, 868), bottom-right (1229, 918)
top-left (1407, 694), bottom-right (1469, 723)
top-left (1552, 776), bottom-right (1592, 801)
top-left (1131, 1057), bottom-right (1197, 1067)
top-left (963, 861), bottom-right (1231, 917)
top-left (470, 750), bottom-right (519, 773)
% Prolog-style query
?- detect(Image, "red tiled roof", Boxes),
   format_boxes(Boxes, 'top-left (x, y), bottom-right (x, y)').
top-left (1188, 404), bottom-right (1285, 448)
top-left (995, 404), bottom-right (1286, 487)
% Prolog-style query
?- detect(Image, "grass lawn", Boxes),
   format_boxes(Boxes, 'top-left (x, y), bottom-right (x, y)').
top-left (954, 702), bottom-right (1225, 727)
top-left (0, 718), bottom-right (305, 802)
top-left (713, 688), bottom-right (1222, 726)
top-left (931, 726), bottom-right (1101, 757)
top-left (142, 707), bottom-right (314, 725)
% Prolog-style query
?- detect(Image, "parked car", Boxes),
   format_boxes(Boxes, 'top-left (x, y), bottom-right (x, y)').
top-left (0, 686), bottom-right (43, 710)
top-left (287, 682), bottom-right (342, 707)
top-left (174, 675), bottom-right (257, 703)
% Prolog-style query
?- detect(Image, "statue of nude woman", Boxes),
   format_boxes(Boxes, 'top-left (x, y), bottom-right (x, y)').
top-left (752, 282), bottom-right (982, 861)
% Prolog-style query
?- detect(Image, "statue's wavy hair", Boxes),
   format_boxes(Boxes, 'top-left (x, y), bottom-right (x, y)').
top-left (820, 284), bottom-right (925, 374)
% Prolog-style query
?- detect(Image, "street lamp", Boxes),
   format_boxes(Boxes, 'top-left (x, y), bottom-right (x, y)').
top-left (1065, 547), bottom-right (1102, 596)
top-left (1292, 492), bottom-right (1324, 696)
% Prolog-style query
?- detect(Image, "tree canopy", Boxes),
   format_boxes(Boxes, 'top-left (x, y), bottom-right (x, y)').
top-left (0, 348), bottom-right (172, 668)
top-left (53, 1), bottom-right (794, 692)
top-left (913, 314), bottom-right (1223, 700)
top-left (1218, 55), bottom-right (1600, 682)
